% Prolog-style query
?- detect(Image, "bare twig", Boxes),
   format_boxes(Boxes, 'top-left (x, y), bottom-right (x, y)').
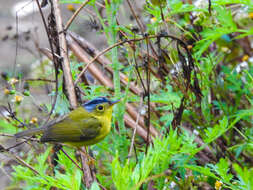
top-left (38, 47), bottom-right (61, 60)
top-left (126, 103), bottom-right (159, 137)
top-left (3, 103), bottom-right (27, 128)
top-left (60, 148), bottom-right (82, 170)
top-left (125, 0), bottom-right (158, 58)
top-left (124, 114), bottom-right (148, 141)
top-left (73, 34), bottom-right (184, 85)
top-left (0, 133), bottom-right (15, 138)
top-left (144, 36), bottom-right (151, 154)
top-left (73, 36), bottom-right (151, 85)
top-left (67, 36), bottom-right (114, 88)
top-left (64, 0), bottom-right (92, 32)
top-left (35, 0), bottom-right (59, 123)
top-left (127, 97), bottom-right (143, 162)
top-left (125, 0), bottom-right (145, 33)
top-left (25, 78), bottom-right (56, 83)
top-left (10, 152), bottom-right (40, 175)
top-left (0, 133), bottom-right (39, 142)
top-left (208, 0), bottom-right (212, 15)
top-left (68, 32), bottom-right (142, 95)
top-left (0, 141), bottom-right (28, 152)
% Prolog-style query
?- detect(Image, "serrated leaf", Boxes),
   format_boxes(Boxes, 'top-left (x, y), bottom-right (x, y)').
top-left (185, 165), bottom-right (218, 179)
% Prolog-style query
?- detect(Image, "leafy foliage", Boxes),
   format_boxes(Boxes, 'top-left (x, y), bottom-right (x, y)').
top-left (0, 0), bottom-right (253, 189)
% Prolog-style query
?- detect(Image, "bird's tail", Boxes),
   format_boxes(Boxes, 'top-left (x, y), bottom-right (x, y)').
top-left (15, 127), bottom-right (43, 138)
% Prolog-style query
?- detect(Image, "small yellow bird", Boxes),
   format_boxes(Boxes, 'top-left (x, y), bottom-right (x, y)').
top-left (15, 97), bottom-right (119, 147)
top-left (149, 0), bottom-right (166, 7)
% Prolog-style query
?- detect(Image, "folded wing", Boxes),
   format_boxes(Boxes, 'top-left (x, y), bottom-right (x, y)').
top-left (40, 116), bottom-right (101, 143)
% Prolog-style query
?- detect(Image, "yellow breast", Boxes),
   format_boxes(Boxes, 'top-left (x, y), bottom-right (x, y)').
top-left (94, 113), bottom-right (112, 142)
top-left (67, 108), bottom-right (113, 147)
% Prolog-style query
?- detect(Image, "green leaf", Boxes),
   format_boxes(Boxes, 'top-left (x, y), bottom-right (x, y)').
top-left (184, 165), bottom-right (218, 179)
top-left (233, 164), bottom-right (253, 190)
top-left (90, 182), bottom-right (100, 190)
top-left (0, 119), bottom-right (17, 134)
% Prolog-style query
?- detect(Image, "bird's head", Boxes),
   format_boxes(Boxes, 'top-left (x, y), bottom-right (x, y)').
top-left (82, 97), bottom-right (119, 117)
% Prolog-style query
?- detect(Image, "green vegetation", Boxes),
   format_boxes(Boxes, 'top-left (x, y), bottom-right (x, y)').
top-left (0, 0), bottom-right (253, 189)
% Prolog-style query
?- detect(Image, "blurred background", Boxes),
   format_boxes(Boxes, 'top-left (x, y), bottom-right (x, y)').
top-left (0, 0), bottom-right (109, 77)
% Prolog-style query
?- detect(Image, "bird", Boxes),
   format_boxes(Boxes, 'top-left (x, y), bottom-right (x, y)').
top-left (149, 0), bottom-right (166, 7)
top-left (15, 97), bottom-right (119, 147)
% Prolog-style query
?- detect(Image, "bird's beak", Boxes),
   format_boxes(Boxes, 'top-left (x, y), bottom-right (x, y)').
top-left (109, 99), bottom-right (120, 106)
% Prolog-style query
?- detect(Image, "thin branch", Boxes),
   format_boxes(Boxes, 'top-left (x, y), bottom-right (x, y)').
top-left (68, 32), bottom-right (142, 95)
top-left (0, 133), bottom-right (15, 138)
top-left (6, 103), bottom-right (27, 128)
top-left (0, 133), bottom-right (39, 142)
top-left (73, 34), bottom-right (185, 85)
top-left (35, 0), bottom-right (59, 124)
top-left (67, 36), bottom-right (114, 88)
top-left (13, 8), bottom-right (21, 77)
top-left (10, 152), bottom-right (40, 175)
top-left (1, 141), bottom-right (27, 152)
top-left (208, 0), bottom-right (212, 15)
top-left (124, 114), bottom-right (148, 141)
top-left (126, 103), bottom-right (159, 137)
top-left (125, 0), bottom-right (158, 58)
top-left (64, 0), bottom-right (92, 32)
top-left (25, 78), bottom-right (56, 83)
top-left (145, 36), bottom-right (151, 154)
top-left (38, 47), bottom-right (61, 60)
top-left (60, 148), bottom-right (82, 170)
top-left (127, 97), bottom-right (143, 163)
top-left (132, 37), bottom-right (147, 93)
top-left (125, 0), bottom-right (145, 33)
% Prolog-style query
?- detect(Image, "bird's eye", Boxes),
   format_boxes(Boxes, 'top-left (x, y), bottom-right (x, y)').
top-left (97, 105), bottom-right (104, 111)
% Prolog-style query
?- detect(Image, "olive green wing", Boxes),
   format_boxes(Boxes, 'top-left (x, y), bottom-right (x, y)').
top-left (40, 116), bottom-right (102, 143)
